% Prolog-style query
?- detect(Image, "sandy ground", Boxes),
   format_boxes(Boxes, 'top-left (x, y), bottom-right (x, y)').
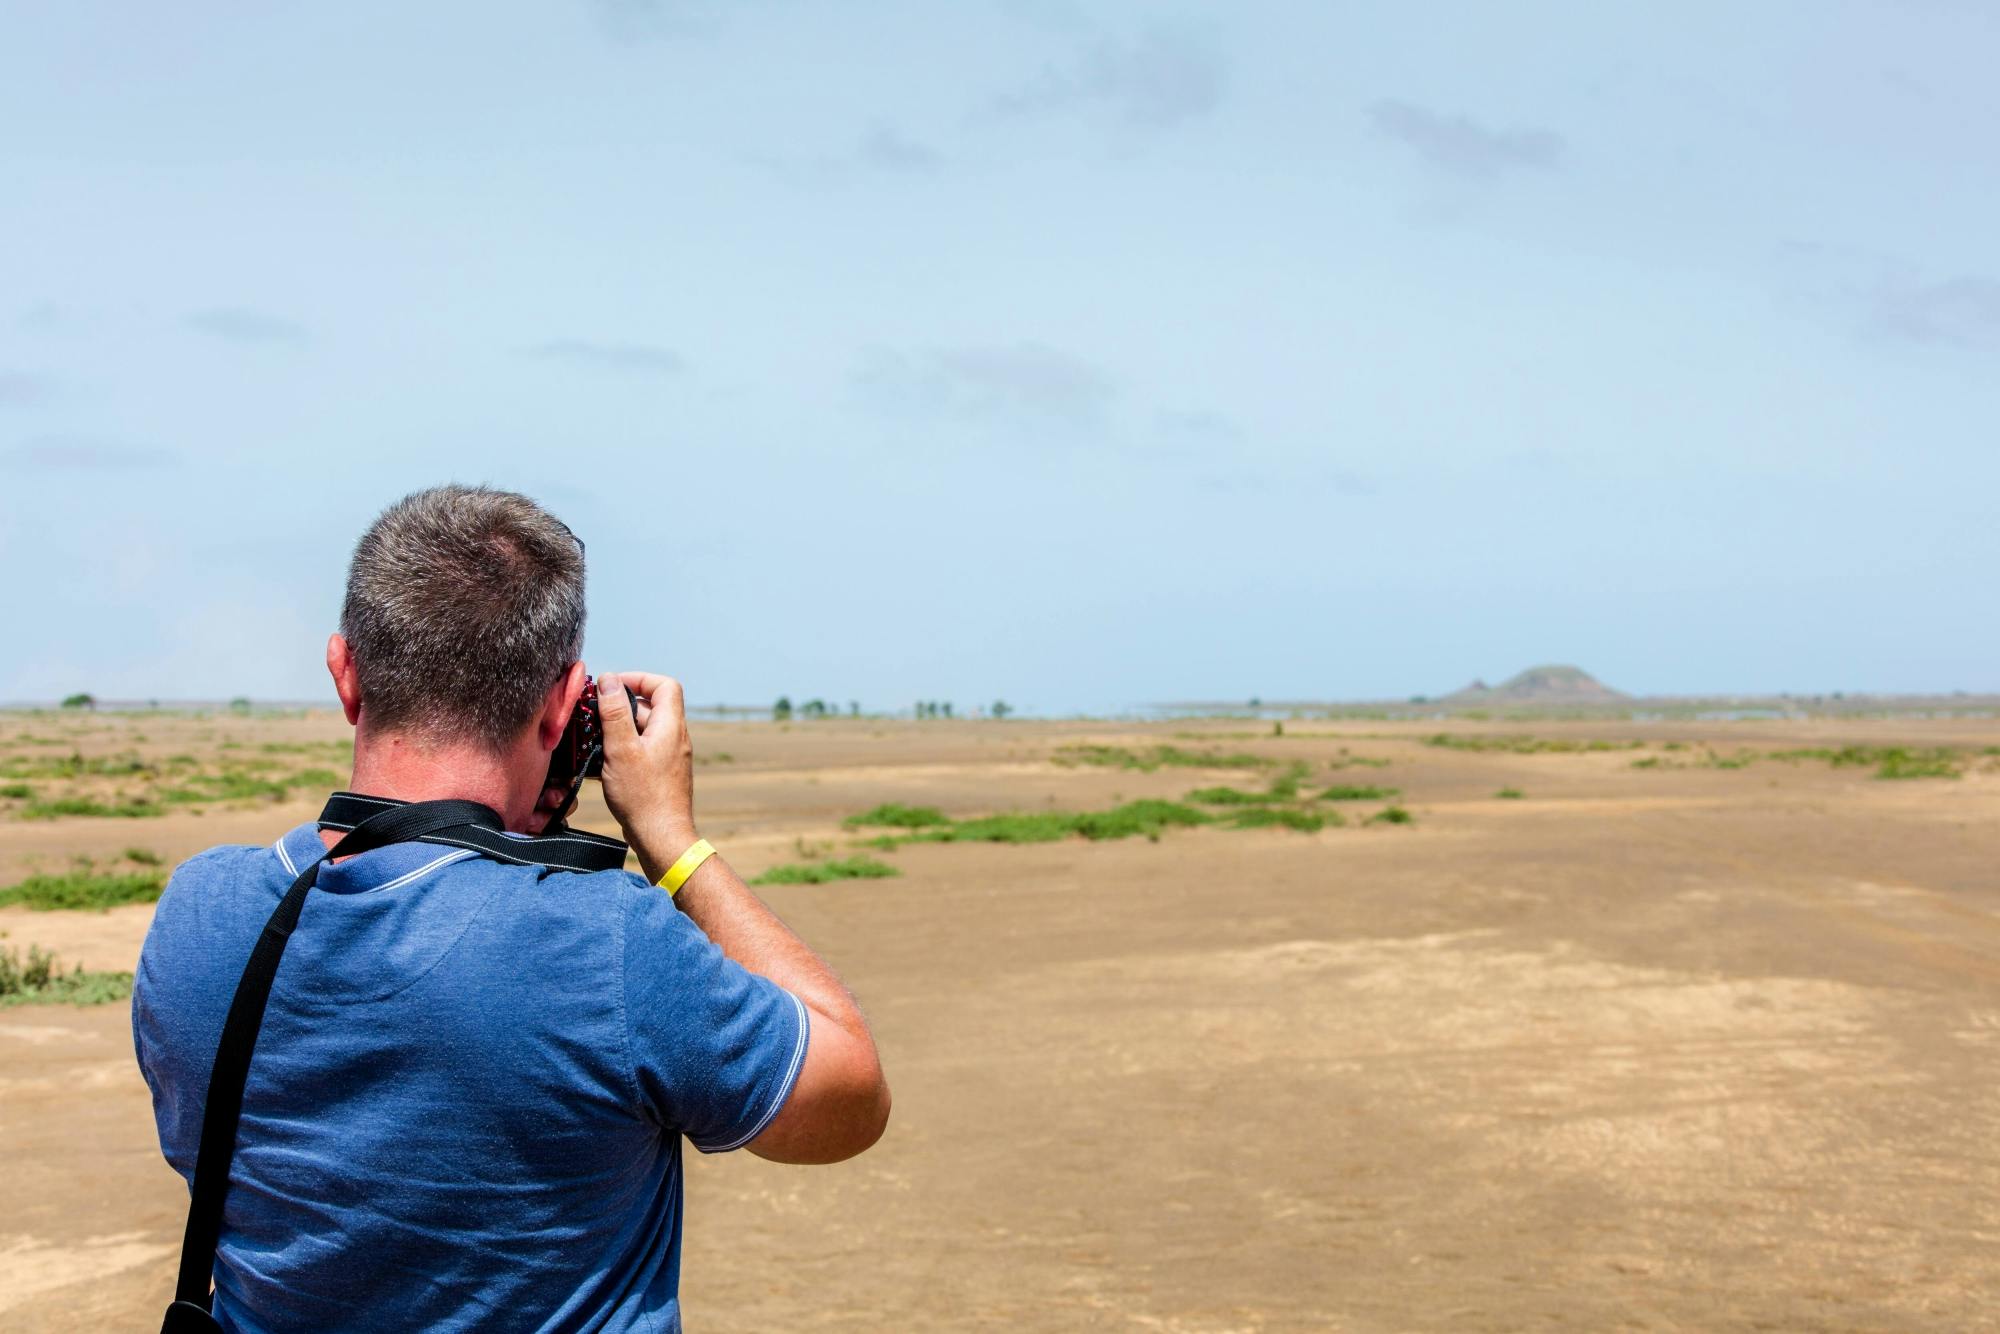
top-left (3, 713), bottom-right (1999, 1331)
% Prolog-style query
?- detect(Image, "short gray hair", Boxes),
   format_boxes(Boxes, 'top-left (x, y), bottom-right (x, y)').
top-left (340, 485), bottom-right (586, 750)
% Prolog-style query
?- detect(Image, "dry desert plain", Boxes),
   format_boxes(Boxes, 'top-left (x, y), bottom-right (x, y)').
top-left (2, 708), bottom-right (1999, 1331)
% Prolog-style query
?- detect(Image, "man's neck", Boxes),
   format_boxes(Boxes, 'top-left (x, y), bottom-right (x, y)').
top-left (327, 725), bottom-right (536, 849)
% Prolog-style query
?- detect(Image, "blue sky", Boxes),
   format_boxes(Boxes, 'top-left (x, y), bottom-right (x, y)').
top-left (2, 1), bottom-right (1995, 712)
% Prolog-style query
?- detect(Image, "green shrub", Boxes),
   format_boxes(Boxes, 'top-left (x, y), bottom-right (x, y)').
top-left (19, 796), bottom-right (164, 820)
top-left (258, 740), bottom-right (355, 757)
top-left (1187, 786), bottom-right (1266, 805)
top-left (1318, 784), bottom-right (1399, 801)
top-left (0, 867), bottom-right (167, 910)
top-left (1054, 744), bottom-right (1271, 773)
top-left (1265, 762), bottom-right (1310, 801)
top-left (0, 783), bottom-right (32, 800)
top-left (1765, 745), bottom-right (1963, 780)
top-left (928, 812), bottom-right (1080, 844)
top-left (1874, 750), bottom-right (1960, 780)
top-left (122, 847), bottom-right (164, 866)
top-left (0, 751), bottom-right (156, 781)
top-left (1366, 806), bottom-right (1414, 826)
top-left (1495, 788), bottom-right (1525, 800)
top-left (866, 799), bottom-right (1215, 847)
top-left (751, 856), bottom-right (901, 886)
top-left (842, 803), bottom-right (951, 829)
top-left (1425, 734), bottom-right (1643, 754)
top-left (1226, 807), bottom-right (1328, 832)
top-left (1069, 800), bottom-right (1211, 841)
top-left (0, 944), bottom-right (132, 1006)
top-left (159, 766), bottom-right (342, 806)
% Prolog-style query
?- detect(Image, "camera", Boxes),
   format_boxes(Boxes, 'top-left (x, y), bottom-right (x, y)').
top-left (545, 676), bottom-right (637, 811)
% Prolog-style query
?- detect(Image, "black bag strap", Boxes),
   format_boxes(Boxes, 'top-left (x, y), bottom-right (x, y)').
top-left (163, 799), bottom-right (504, 1330)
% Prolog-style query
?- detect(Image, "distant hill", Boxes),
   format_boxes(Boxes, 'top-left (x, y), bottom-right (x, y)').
top-left (1444, 665), bottom-right (1627, 705)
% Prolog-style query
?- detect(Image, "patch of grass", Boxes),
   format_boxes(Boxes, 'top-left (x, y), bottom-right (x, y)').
top-left (751, 856), bottom-right (902, 886)
top-left (869, 799), bottom-right (1216, 847)
top-left (0, 782), bottom-right (32, 799)
top-left (1629, 757), bottom-right (1661, 769)
top-left (1070, 800), bottom-right (1212, 841)
top-left (842, 803), bottom-right (951, 829)
top-left (0, 750), bottom-right (158, 781)
top-left (121, 847), bottom-right (164, 866)
top-left (1054, 744), bottom-right (1272, 773)
top-left (1265, 762), bottom-right (1311, 801)
top-left (1329, 756), bottom-right (1393, 769)
top-left (1318, 784), bottom-right (1399, 801)
top-left (0, 867), bottom-right (166, 910)
top-left (918, 811), bottom-right (1082, 844)
top-left (19, 796), bottom-right (164, 820)
top-left (1495, 787), bottom-right (1525, 799)
top-left (257, 740), bottom-right (354, 758)
top-left (1225, 806), bottom-right (1329, 832)
top-left (1424, 734), bottom-right (1644, 755)
top-left (939, 810), bottom-right (1063, 843)
top-left (0, 945), bottom-right (134, 1007)
top-left (1366, 805), bottom-right (1415, 826)
top-left (158, 766), bottom-right (343, 806)
top-left (1768, 745), bottom-right (1963, 780)
top-left (1872, 750), bottom-right (1961, 780)
top-left (1187, 785), bottom-right (1268, 805)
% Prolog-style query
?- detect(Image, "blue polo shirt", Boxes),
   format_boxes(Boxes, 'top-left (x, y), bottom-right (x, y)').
top-left (133, 823), bottom-right (809, 1333)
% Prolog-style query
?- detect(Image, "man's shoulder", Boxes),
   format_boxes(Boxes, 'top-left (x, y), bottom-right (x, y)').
top-left (178, 840), bottom-right (274, 875)
top-left (157, 839), bottom-right (283, 907)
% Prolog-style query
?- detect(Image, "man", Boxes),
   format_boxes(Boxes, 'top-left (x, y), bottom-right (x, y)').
top-left (134, 485), bottom-right (889, 1330)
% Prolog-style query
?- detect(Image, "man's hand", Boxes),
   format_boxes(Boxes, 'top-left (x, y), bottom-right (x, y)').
top-left (596, 671), bottom-right (699, 872)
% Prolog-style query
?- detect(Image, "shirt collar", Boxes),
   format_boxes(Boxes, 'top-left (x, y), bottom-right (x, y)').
top-left (274, 822), bottom-right (475, 895)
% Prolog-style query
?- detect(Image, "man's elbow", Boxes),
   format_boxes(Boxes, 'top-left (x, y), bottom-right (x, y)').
top-left (851, 1072), bottom-right (892, 1157)
top-left (751, 1048), bottom-right (891, 1165)
top-left (808, 1064), bottom-right (892, 1164)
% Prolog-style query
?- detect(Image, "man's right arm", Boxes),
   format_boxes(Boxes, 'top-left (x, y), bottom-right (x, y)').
top-left (596, 673), bottom-right (890, 1165)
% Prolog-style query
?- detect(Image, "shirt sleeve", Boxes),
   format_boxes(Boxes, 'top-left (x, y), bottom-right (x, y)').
top-left (621, 882), bottom-right (810, 1153)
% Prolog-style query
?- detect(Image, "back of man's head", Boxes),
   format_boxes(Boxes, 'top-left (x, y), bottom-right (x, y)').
top-left (340, 485), bottom-right (585, 751)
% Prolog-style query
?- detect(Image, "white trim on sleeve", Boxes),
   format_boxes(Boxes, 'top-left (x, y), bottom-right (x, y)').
top-left (693, 988), bottom-right (812, 1154)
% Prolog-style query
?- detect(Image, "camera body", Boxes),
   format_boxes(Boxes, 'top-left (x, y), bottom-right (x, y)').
top-left (545, 677), bottom-right (636, 812)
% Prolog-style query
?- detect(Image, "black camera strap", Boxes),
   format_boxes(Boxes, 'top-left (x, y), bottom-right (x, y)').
top-left (162, 796), bottom-right (628, 1332)
top-left (318, 791), bottom-right (628, 873)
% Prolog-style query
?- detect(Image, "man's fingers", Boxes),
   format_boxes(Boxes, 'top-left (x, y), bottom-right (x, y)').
top-left (620, 674), bottom-right (686, 730)
top-left (596, 672), bottom-right (641, 758)
top-left (619, 672), bottom-right (677, 706)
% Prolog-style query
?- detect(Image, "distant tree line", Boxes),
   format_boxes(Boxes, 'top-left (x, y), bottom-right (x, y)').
top-left (767, 697), bottom-right (1018, 721)
top-left (771, 697), bottom-right (863, 721)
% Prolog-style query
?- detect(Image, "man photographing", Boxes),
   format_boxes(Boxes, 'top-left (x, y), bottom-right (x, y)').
top-left (134, 485), bottom-right (890, 1330)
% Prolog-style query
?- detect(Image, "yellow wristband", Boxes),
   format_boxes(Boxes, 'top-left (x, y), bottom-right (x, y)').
top-left (658, 838), bottom-right (716, 897)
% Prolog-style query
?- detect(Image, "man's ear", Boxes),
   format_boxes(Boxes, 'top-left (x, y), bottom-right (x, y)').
top-left (327, 634), bottom-right (363, 725)
top-left (537, 661), bottom-right (589, 752)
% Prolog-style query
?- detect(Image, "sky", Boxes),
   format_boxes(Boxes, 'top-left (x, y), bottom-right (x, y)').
top-left (2, 0), bottom-right (1996, 714)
